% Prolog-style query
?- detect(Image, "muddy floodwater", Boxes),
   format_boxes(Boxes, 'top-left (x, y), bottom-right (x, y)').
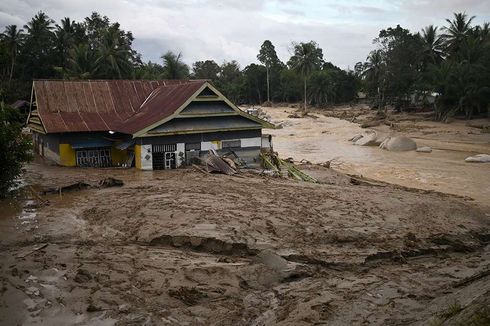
top-left (262, 106), bottom-right (490, 205)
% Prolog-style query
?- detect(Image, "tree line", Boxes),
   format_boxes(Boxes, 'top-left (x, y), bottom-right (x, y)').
top-left (356, 12), bottom-right (490, 120)
top-left (0, 11), bottom-right (489, 118)
top-left (0, 11), bottom-right (358, 108)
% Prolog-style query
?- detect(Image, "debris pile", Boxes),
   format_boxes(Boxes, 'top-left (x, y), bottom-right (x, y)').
top-left (245, 107), bottom-right (271, 122)
top-left (41, 177), bottom-right (124, 195)
top-left (204, 151), bottom-right (237, 175)
top-left (260, 152), bottom-right (318, 183)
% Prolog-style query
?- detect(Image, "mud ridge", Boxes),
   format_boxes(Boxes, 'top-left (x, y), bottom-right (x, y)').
top-left (149, 234), bottom-right (259, 256)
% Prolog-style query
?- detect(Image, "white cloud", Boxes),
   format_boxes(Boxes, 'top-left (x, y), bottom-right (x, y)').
top-left (1, 0), bottom-right (489, 69)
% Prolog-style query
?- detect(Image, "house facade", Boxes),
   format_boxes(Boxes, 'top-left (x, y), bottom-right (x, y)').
top-left (27, 80), bottom-right (273, 170)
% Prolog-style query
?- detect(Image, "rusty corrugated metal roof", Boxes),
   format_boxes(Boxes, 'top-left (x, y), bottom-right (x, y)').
top-left (33, 80), bottom-right (205, 134)
top-left (116, 82), bottom-right (205, 134)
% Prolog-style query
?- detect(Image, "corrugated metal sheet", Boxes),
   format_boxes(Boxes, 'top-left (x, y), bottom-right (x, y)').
top-left (33, 80), bottom-right (205, 134)
top-left (117, 82), bottom-right (205, 134)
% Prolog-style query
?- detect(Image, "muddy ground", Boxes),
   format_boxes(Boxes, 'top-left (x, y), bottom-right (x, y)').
top-left (1, 160), bottom-right (489, 325)
top-left (261, 105), bottom-right (490, 204)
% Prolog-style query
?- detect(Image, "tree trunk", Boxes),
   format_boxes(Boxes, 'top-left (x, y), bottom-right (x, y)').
top-left (304, 77), bottom-right (307, 112)
top-left (9, 56), bottom-right (15, 83)
top-left (266, 65), bottom-right (270, 103)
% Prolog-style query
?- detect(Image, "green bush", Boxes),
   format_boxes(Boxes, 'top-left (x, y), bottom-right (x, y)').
top-left (0, 103), bottom-right (32, 197)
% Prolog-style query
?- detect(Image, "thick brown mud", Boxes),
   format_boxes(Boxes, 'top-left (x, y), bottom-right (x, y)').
top-left (1, 163), bottom-right (489, 325)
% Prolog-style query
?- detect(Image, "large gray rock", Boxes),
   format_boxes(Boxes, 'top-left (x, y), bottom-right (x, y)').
top-left (381, 136), bottom-right (417, 152)
top-left (465, 154), bottom-right (490, 163)
top-left (353, 132), bottom-right (378, 146)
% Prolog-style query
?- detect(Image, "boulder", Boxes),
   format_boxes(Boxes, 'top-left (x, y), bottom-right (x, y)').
top-left (354, 133), bottom-right (378, 146)
top-left (381, 136), bottom-right (417, 152)
top-left (416, 146), bottom-right (432, 153)
top-left (465, 154), bottom-right (490, 163)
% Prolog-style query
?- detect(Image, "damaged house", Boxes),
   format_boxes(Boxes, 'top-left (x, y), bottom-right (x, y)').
top-left (27, 80), bottom-right (273, 170)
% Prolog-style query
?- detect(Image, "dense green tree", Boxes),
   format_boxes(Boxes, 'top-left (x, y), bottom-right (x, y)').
top-left (21, 11), bottom-right (56, 78)
top-left (95, 25), bottom-right (133, 78)
top-left (242, 63), bottom-right (267, 104)
top-left (62, 43), bottom-right (97, 79)
top-left (0, 25), bottom-right (24, 82)
top-left (134, 61), bottom-right (165, 79)
top-left (192, 60), bottom-right (220, 81)
top-left (257, 40), bottom-right (281, 103)
top-left (161, 51), bottom-right (189, 79)
top-left (420, 25), bottom-right (444, 66)
top-left (443, 12), bottom-right (475, 57)
top-left (288, 41), bottom-right (324, 111)
top-left (0, 103), bottom-right (32, 197)
top-left (54, 18), bottom-right (78, 70)
top-left (216, 61), bottom-right (244, 103)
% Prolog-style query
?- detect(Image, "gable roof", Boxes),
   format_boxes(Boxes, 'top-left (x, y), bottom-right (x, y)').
top-left (31, 79), bottom-right (205, 133)
top-left (130, 82), bottom-right (275, 137)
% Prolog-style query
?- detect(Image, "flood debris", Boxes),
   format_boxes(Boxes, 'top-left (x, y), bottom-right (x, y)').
top-left (98, 177), bottom-right (124, 188)
top-left (74, 269), bottom-right (92, 283)
top-left (16, 243), bottom-right (48, 258)
top-left (40, 177), bottom-right (124, 195)
top-left (416, 146), bottom-right (433, 153)
top-left (204, 151), bottom-right (237, 175)
top-left (260, 152), bottom-right (318, 183)
top-left (41, 181), bottom-right (91, 195)
top-left (168, 287), bottom-right (207, 306)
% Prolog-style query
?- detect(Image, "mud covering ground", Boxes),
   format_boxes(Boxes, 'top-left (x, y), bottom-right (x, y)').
top-left (1, 162), bottom-right (489, 325)
top-left (261, 105), bottom-right (490, 204)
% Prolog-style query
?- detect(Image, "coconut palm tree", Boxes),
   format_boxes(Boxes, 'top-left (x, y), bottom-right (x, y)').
top-left (63, 43), bottom-right (97, 79)
top-left (95, 26), bottom-right (132, 78)
top-left (0, 25), bottom-right (24, 82)
top-left (54, 17), bottom-right (76, 69)
top-left (443, 12), bottom-right (475, 55)
top-left (421, 25), bottom-right (444, 65)
top-left (288, 41), bottom-right (323, 111)
top-left (161, 51), bottom-right (189, 79)
top-left (362, 50), bottom-right (384, 91)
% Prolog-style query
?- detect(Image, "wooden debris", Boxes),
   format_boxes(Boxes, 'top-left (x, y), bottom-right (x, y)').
top-left (260, 152), bottom-right (318, 183)
top-left (205, 151), bottom-right (236, 175)
top-left (192, 164), bottom-right (209, 175)
top-left (17, 243), bottom-right (48, 258)
top-left (453, 268), bottom-right (490, 288)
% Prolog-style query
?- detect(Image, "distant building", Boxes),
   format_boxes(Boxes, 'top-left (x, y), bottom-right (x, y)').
top-left (27, 80), bottom-right (273, 169)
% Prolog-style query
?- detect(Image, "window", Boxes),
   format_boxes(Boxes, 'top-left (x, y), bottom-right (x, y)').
top-left (153, 144), bottom-right (177, 153)
top-left (185, 143), bottom-right (201, 151)
top-left (76, 148), bottom-right (112, 167)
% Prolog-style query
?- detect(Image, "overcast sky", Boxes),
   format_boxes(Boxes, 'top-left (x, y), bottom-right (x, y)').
top-left (1, 0), bottom-right (490, 70)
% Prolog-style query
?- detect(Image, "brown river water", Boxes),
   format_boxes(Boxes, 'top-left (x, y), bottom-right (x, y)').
top-left (263, 107), bottom-right (490, 205)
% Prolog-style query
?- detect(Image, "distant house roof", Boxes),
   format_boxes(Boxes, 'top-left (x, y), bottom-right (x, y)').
top-left (11, 100), bottom-right (30, 109)
top-left (31, 79), bottom-right (205, 134)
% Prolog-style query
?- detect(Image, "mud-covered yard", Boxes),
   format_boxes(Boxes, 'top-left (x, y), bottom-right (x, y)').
top-left (1, 162), bottom-right (489, 325)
